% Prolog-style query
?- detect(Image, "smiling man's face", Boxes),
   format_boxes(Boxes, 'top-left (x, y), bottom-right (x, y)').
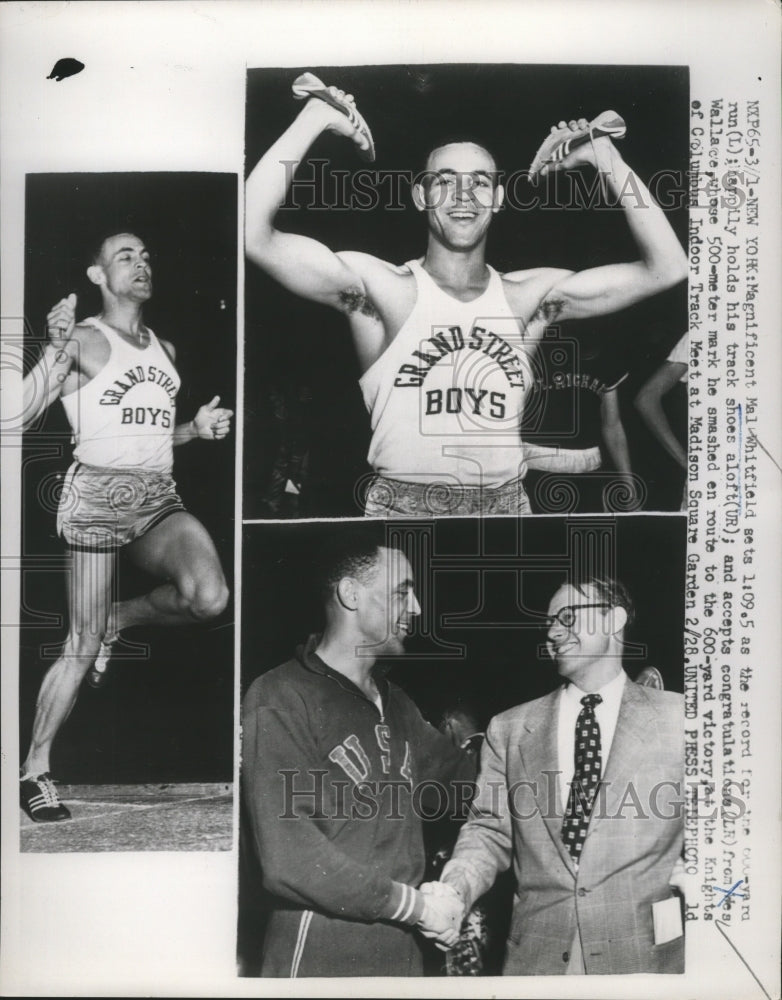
top-left (545, 582), bottom-right (617, 681)
top-left (417, 142), bottom-right (503, 251)
top-left (354, 546), bottom-right (421, 656)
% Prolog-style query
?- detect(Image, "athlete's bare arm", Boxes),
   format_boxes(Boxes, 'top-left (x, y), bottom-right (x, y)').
top-left (499, 267), bottom-right (576, 342)
top-left (22, 340), bottom-right (78, 430)
top-left (509, 130), bottom-right (687, 326)
top-left (152, 337), bottom-right (233, 445)
top-left (247, 91), bottom-right (417, 372)
top-left (334, 251), bottom-right (420, 372)
top-left (21, 296), bottom-right (106, 430)
top-left (634, 360), bottom-right (688, 468)
top-left (173, 395), bottom-right (233, 445)
top-left (23, 298), bottom-right (233, 448)
top-left (601, 386), bottom-right (632, 476)
top-left (153, 336), bottom-right (233, 444)
top-left (246, 95), bottom-right (383, 314)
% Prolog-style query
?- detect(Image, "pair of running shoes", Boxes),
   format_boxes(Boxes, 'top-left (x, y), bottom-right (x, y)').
top-left (291, 70), bottom-right (627, 175)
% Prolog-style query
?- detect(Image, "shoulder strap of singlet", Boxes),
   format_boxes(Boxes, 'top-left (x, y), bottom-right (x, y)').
top-left (404, 259), bottom-right (425, 283)
top-left (81, 316), bottom-right (167, 358)
top-left (485, 264), bottom-right (521, 319)
top-left (485, 263), bottom-right (505, 292)
top-left (81, 315), bottom-right (117, 341)
top-left (145, 326), bottom-right (170, 360)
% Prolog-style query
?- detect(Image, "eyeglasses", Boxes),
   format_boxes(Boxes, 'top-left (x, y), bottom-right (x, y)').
top-left (542, 604), bottom-right (611, 630)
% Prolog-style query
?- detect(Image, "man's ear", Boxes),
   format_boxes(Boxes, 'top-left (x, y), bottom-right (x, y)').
top-left (336, 577), bottom-right (359, 612)
top-left (492, 183), bottom-right (505, 213)
top-left (86, 264), bottom-right (105, 287)
top-left (412, 182), bottom-right (428, 213)
top-left (607, 605), bottom-right (628, 635)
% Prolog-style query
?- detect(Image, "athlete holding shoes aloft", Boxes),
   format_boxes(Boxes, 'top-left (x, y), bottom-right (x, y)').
top-left (246, 74), bottom-right (687, 517)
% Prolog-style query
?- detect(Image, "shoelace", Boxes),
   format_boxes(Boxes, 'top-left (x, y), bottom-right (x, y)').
top-left (35, 775), bottom-right (61, 807)
top-left (38, 778), bottom-right (60, 806)
top-left (554, 126), bottom-right (611, 198)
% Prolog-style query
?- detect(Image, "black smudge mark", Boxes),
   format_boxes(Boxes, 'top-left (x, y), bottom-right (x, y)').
top-left (47, 58), bottom-right (85, 82)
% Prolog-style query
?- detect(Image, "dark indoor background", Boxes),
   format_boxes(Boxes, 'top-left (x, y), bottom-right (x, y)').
top-left (241, 516), bottom-right (686, 710)
top-left (20, 172), bottom-right (237, 783)
top-left (244, 64), bottom-right (689, 517)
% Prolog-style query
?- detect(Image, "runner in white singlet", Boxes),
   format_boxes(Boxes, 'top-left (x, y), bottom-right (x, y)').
top-left (19, 233), bottom-right (233, 822)
top-left (360, 261), bottom-right (533, 489)
top-left (246, 83), bottom-right (687, 516)
top-left (61, 315), bottom-right (180, 471)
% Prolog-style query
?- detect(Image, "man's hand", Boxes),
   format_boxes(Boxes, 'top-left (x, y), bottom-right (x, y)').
top-left (301, 88), bottom-right (371, 155)
top-left (527, 111), bottom-right (686, 321)
top-left (46, 293), bottom-right (77, 347)
top-left (417, 882), bottom-right (464, 950)
top-left (540, 119), bottom-right (616, 176)
top-left (193, 395), bottom-right (234, 440)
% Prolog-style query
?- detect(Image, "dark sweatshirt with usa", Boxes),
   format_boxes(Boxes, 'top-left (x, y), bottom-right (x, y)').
top-left (241, 635), bottom-right (475, 929)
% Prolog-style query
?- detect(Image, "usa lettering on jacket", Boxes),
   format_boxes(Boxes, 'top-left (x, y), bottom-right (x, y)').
top-left (328, 728), bottom-right (413, 786)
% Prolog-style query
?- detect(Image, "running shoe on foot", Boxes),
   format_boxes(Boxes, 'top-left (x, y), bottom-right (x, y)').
top-left (528, 111), bottom-right (626, 178)
top-left (20, 772), bottom-right (71, 822)
top-left (87, 633), bottom-right (118, 689)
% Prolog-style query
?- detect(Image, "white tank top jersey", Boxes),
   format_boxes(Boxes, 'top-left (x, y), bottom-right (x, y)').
top-left (60, 317), bottom-right (181, 473)
top-left (359, 261), bottom-right (534, 488)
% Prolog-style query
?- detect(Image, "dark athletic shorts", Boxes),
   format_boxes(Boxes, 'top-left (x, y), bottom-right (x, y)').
top-left (56, 462), bottom-right (185, 551)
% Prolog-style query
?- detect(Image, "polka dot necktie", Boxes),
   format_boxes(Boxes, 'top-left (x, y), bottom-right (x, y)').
top-left (561, 693), bottom-right (603, 863)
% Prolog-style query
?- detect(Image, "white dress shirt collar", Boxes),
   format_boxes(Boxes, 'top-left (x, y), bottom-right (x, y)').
top-left (558, 669), bottom-right (628, 813)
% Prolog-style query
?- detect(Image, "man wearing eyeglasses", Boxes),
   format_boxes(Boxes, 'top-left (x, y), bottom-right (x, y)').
top-left (246, 79), bottom-right (687, 518)
top-left (420, 573), bottom-right (684, 975)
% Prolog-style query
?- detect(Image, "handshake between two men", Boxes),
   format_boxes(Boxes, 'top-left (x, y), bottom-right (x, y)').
top-left (417, 881), bottom-right (465, 950)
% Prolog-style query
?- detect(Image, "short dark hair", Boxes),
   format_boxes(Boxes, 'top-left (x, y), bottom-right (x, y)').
top-left (89, 231), bottom-right (143, 267)
top-left (569, 573), bottom-right (635, 628)
top-left (439, 705), bottom-right (480, 733)
top-left (313, 526), bottom-right (392, 606)
top-left (420, 139), bottom-right (499, 185)
top-left (90, 236), bottom-right (109, 266)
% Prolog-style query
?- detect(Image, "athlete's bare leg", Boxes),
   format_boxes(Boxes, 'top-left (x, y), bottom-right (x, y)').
top-left (110, 511), bottom-right (229, 632)
top-left (22, 548), bottom-right (115, 777)
top-left (21, 513), bottom-right (228, 797)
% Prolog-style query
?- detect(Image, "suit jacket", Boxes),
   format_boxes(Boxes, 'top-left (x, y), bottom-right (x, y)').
top-left (442, 676), bottom-right (684, 975)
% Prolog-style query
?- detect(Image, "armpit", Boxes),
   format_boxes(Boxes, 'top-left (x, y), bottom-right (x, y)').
top-left (338, 286), bottom-right (380, 319)
top-left (533, 296), bottom-right (565, 324)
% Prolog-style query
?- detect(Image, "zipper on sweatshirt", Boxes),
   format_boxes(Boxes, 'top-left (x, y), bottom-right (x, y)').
top-left (302, 642), bottom-right (388, 720)
top-left (325, 671), bottom-right (386, 722)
